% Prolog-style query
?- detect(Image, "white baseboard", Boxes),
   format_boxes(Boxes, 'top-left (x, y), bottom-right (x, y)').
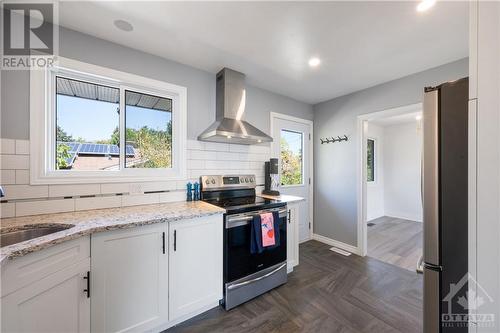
top-left (312, 234), bottom-right (361, 256)
top-left (385, 212), bottom-right (423, 223)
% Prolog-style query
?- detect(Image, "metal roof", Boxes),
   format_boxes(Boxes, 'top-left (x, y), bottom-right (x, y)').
top-left (56, 77), bottom-right (172, 112)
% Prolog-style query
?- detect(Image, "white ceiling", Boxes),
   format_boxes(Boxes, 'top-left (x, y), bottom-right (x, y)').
top-left (370, 111), bottom-right (422, 127)
top-left (58, 1), bottom-right (469, 104)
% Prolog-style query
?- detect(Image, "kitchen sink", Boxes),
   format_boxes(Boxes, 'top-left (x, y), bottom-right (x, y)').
top-left (0, 225), bottom-right (74, 247)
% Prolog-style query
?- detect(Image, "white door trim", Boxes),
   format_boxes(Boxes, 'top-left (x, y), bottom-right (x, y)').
top-left (356, 102), bottom-right (422, 256)
top-left (270, 112), bottom-right (314, 241)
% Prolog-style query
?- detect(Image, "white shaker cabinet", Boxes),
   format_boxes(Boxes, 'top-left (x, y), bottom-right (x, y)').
top-left (90, 223), bottom-right (169, 333)
top-left (1, 237), bottom-right (91, 333)
top-left (287, 202), bottom-right (300, 272)
top-left (168, 214), bottom-right (223, 322)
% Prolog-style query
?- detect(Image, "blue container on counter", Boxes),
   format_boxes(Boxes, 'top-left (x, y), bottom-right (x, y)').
top-left (186, 182), bottom-right (193, 201)
top-left (193, 182), bottom-right (200, 201)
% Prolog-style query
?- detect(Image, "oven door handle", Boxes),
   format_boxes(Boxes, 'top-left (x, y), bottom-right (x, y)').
top-left (226, 209), bottom-right (287, 228)
top-left (227, 263), bottom-right (287, 291)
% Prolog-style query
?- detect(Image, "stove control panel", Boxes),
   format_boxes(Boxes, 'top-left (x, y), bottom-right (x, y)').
top-left (201, 174), bottom-right (256, 190)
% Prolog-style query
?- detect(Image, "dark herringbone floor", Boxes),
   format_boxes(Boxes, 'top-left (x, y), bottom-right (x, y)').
top-left (166, 240), bottom-right (423, 333)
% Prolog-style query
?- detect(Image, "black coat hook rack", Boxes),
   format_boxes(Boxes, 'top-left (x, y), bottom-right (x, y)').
top-left (320, 135), bottom-right (348, 144)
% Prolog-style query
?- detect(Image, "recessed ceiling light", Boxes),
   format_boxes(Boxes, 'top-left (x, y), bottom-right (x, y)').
top-left (308, 57), bottom-right (321, 67)
top-left (416, 114), bottom-right (422, 120)
top-left (114, 19), bottom-right (133, 32)
top-left (416, 0), bottom-right (436, 12)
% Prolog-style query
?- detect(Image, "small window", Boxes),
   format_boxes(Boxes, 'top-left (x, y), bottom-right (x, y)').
top-left (125, 90), bottom-right (173, 169)
top-left (280, 129), bottom-right (303, 186)
top-left (367, 138), bottom-right (375, 182)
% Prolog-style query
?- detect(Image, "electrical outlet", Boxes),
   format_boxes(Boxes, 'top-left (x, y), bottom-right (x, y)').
top-left (129, 184), bottom-right (144, 195)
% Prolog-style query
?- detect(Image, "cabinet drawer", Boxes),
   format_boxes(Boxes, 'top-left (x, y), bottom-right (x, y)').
top-left (1, 236), bottom-right (90, 297)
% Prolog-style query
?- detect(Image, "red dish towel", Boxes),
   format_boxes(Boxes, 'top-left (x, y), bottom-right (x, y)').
top-left (260, 212), bottom-right (276, 247)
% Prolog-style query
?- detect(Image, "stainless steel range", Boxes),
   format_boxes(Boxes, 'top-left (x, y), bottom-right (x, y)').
top-left (201, 174), bottom-right (287, 310)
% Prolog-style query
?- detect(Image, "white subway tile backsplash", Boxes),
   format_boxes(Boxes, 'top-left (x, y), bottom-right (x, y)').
top-left (2, 185), bottom-right (48, 200)
top-left (100, 183), bottom-right (131, 195)
top-left (0, 202), bottom-right (16, 218)
top-left (229, 144), bottom-right (249, 153)
top-left (215, 152), bottom-right (237, 161)
top-left (0, 139), bottom-right (15, 154)
top-left (141, 181), bottom-right (177, 192)
top-left (0, 155), bottom-right (29, 170)
top-left (0, 170), bottom-right (16, 184)
top-left (249, 161), bottom-right (265, 170)
top-left (75, 195), bottom-right (122, 211)
top-left (15, 140), bottom-right (30, 155)
top-left (15, 170), bottom-right (30, 184)
top-left (204, 142), bottom-right (229, 152)
top-left (229, 161), bottom-right (250, 170)
top-left (16, 199), bottom-right (75, 217)
top-left (0, 137), bottom-right (272, 217)
top-left (186, 140), bottom-right (205, 150)
top-left (186, 159), bottom-right (205, 170)
top-left (49, 184), bottom-right (101, 198)
top-left (205, 160), bottom-right (228, 169)
top-left (187, 150), bottom-right (217, 160)
top-left (159, 191), bottom-right (185, 203)
top-left (121, 193), bottom-right (160, 207)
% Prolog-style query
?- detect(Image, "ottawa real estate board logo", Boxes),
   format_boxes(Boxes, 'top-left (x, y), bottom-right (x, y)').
top-left (2, 1), bottom-right (58, 70)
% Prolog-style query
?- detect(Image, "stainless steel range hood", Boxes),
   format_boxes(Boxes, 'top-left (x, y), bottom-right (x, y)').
top-left (198, 68), bottom-right (273, 145)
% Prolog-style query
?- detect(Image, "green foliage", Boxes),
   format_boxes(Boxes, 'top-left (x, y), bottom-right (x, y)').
top-left (56, 143), bottom-right (71, 169)
top-left (367, 139), bottom-right (375, 182)
top-left (280, 138), bottom-right (302, 185)
top-left (56, 125), bottom-right (73, 142)
top-left (128, 123), bottom-right (172, 168)
top-left (56, 121), bottom-right (173, 169)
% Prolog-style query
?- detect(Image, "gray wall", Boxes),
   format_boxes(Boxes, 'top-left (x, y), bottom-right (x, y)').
top-left (1, 27), bottom-right (313, 140)
top-left (313, 58), bottom-right (468, 246)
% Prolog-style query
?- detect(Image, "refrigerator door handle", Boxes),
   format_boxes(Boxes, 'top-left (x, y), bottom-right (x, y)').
top-left (416, 255), bottom-right (424, 274)
top-left (423, 89), bottom-right (440, 266)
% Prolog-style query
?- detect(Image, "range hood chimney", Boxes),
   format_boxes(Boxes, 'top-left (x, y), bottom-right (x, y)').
top-left (198, 68), bottom-right (273, 145)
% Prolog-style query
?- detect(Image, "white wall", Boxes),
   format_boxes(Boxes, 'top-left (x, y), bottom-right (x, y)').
top-left (366, 123), bottom-right (384, 221)
top-left (383, 121), bottom-right (423, 222)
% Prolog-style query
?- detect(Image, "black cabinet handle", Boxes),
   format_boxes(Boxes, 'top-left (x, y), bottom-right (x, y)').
top-left (162, 232), bottom-right (166, 254)
top-left (174, 230), bottom-right (177, 252)
top-left (288, 209), bottom-right (291, 224)
top-left (83, 271), bottom-right (90, 298)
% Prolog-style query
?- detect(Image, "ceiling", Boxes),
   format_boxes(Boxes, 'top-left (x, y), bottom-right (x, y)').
top-left (370, 111), bottom-right (422, 127)
top-left (57, 1), bottom-right (469, 104)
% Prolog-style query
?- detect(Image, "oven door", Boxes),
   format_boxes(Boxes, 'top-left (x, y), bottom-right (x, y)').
top-left (224, 207), bottom-right (287, 283)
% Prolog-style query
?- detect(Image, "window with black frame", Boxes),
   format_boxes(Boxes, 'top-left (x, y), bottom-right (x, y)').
top-left (367, 138), bottom-right (375, 182)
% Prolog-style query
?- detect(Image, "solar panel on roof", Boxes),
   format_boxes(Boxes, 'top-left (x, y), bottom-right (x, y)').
top-left (57, 142), bottom-right (135, 162)
top-left (65, 152), bottom-right (76, 166)
top-left (126, 145), bottom-right (135, 156)
top-left (109, 145), bottom-right (120, 155)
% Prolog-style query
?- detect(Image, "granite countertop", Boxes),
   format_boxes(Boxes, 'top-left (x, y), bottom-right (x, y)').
top-left (0, 201), bottom-right (225, 265)
top-left (258, 194), bottom-right (305, 203)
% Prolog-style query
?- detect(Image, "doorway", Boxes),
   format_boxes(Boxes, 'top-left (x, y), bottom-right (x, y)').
top-left (270, 112), bottom-right (313, 243)
top-left (357, 103), bottom-right (424, 272)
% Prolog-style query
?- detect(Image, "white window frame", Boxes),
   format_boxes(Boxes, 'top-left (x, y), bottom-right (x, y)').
top-left (30, 57), bottom-right (187, 184)
top-left (366, 137), bottom-right (377, 184)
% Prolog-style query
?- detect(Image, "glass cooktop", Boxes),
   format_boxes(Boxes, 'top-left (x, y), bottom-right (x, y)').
top-left (203, 196), bottom-right (285, 214)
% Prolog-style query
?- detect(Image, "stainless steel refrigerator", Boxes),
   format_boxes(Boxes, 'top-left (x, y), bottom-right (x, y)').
top-left (422, 78), bottom-right (469, 332)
